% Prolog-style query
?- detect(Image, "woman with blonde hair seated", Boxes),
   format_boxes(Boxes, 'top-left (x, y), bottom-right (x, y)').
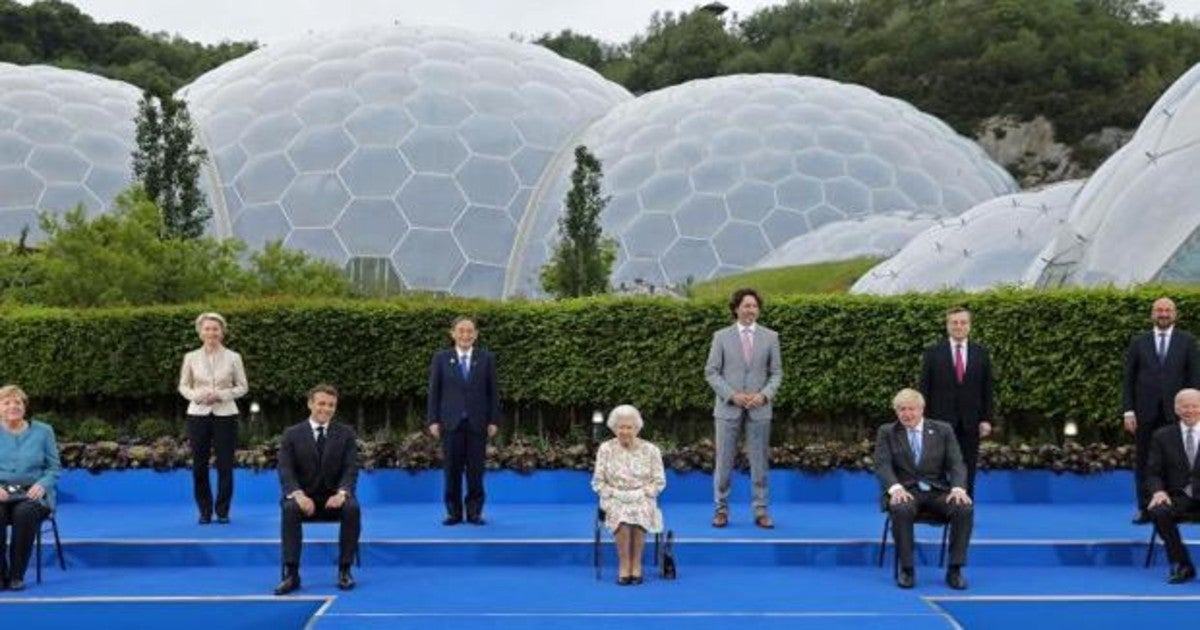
top-left (0, 384), bottom-right (61, 591)
top-left (591, 404), bottom-right (666, 585)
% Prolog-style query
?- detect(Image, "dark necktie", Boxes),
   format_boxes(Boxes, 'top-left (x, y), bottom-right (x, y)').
top-left (1158, 333), bottom-right (1168, 364)
top-left (954, 343), bottom-right (965, 383)
top-left (316, 425), bottom-right (326, 461)
top-left (460, 354), bottom-right (470, 379)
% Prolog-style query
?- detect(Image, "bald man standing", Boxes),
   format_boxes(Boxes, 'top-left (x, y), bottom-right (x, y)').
top-left (1124, 297), bottom-right (1200, 524)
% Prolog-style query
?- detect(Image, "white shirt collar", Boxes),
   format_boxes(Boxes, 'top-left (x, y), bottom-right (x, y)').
top-left (309, 419), bottom-right (330, 435)
top-left (1181, 422), bottom-right (1197, 436)
top-left (456, 347), bottom-right (473, 360)
top-left (905, 419), bottom-right (925, 434)
top-left (1156, 326), bottom-right (1175, 336)
top-left (737, 323), bottom-right (756, 335)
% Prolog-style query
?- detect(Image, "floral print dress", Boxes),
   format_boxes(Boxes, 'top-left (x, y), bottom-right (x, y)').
top-left (591, 438), bottom-right (666, 533)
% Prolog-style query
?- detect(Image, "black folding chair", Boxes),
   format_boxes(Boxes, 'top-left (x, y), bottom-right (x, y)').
top-left (35, 511), bottom-right (66, 584)
top-left (593, 507), bottom-right (662, 580)
top-left (877, 504), bottom-right (951, 579)
top-left (279, 514), bottom-right (361, 579)
top-left (1144, 512), bottom-right (1200, 567)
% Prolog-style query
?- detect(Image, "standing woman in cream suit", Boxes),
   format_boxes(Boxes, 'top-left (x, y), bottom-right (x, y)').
top-left (178, 312), bottom-right (248, 524)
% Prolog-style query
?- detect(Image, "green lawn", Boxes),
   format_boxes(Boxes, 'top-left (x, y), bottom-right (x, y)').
top-left (688, 257), bottom-right (882, 298)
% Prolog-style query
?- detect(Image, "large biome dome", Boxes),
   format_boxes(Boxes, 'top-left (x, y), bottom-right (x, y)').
top-left (178, 25), bottom-right (631, 298)
top-left (508, 74), bottom-right (1017, 296)
top-left (0, 63), bottom-right (139, 240)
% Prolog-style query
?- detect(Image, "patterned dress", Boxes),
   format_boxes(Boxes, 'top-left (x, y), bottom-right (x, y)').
top-left (591, 438), bottom-right (666, 533)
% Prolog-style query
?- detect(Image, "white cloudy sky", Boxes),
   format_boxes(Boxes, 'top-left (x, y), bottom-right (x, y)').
top-left (35, 0), bottom-right (1200, 46)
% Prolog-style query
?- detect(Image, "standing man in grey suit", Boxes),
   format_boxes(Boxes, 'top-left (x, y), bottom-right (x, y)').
top-left (1124, 297), bottom-right (1200, 523)
top-left (874, 388), bottom-right (973, 590)
top-left (705, 288), bottom-right (783, 529)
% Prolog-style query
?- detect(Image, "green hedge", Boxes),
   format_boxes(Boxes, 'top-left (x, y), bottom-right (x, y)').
top-left (0, 289), bottom-right (1188, 441)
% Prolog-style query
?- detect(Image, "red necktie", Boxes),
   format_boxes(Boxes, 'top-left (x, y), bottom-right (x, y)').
top-left (954, 343), bottom-right (965, 384)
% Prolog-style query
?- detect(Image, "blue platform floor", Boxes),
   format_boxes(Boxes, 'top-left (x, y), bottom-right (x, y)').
top-left (2, 471), bottom-right (1196, 628)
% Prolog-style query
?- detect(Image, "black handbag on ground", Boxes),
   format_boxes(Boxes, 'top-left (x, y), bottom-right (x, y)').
top-left (660, 530), bottom-right (677, 579)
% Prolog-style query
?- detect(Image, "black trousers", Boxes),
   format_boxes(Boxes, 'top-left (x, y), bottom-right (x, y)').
top-left (280, 494), bottom-right (361, 568)
top-left (954, 424), bottom-right (981, 497)
top-left (888, 489), bottom-right (974, 570)
top-left (1135, 405), bottom-right (1169, 509)
top-left (0, 499), bottom-right (50, 582)
top-left (188, 414), bottom-right (238, 518)
top-left (1149, 493), bottom-right (1199, 567)
top-left (442, 422), bottom-right (487, 519)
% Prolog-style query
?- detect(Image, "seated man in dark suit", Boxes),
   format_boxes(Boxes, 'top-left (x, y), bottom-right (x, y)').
top-left (1146, 388), bottom-right (1200, 584)
top-left (874, 388), bottom-right (974, 590)
top-left (275, 384), bottom-right (360, 595)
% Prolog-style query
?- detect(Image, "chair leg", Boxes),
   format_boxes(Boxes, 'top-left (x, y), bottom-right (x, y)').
top-left (938, 524), bottom-right (949, 568)
top-left (52, 517), bottom-right (66, 570)
top-left (36, 526), bottom-right (42, 584)
top-left (594, 521), bottom-right (602, 580)
top-left (878, 514), bottom-right (890, 567)
top-left (1145, 526), bottom-right (1159, 568)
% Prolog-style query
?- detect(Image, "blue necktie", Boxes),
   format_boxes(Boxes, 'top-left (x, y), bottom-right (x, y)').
top-left (908, 429), bottom-right (922, 463)
top-left (459, 355), bottom-right (469, 380)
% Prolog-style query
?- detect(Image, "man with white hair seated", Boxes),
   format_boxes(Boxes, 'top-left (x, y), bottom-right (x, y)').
top-left (874, 388), bottom-right (974, 590)
top-left (591, 404), bottom-right (666, 586)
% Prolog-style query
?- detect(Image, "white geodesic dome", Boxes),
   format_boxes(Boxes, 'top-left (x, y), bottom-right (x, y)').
top-left (178, 25), bottom-right (631, 298)
top-left (1026, 61), bottom-right (1200, 288)
top-left (507, 74), bottom-right (1017, 296)
top-left (853, 180), bottom-right (1083, 294)
top-left (754, 211), bottom-right (939, 269)
top-left (0, 63), bottom-right (140, 241)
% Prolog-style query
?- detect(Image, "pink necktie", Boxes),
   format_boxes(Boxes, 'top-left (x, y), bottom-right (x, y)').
top-left (954, 343), bottom-right (965, 383)
top-left (741, 329), bottom-right (753, 363)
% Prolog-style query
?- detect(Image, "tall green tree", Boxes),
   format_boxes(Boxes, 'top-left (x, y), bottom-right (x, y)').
top-left (540, 145), bottom-right (616, 298)
top-left (132, 91), bottom-right (211, 240)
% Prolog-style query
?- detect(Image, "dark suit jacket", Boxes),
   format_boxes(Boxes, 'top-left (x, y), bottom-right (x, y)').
top-left (1123, 329), bottom-right (1200, 425)
top-left (873, 419), bottom-right (967, 494)
top-left (278, 421), bottom-right (359, 498)
top-left (1145, 423), bottom-right (1200, 497)
top-left (919, 339), bottom-right (993, 433)
top-left (427, 347), bottom-right (501, 432)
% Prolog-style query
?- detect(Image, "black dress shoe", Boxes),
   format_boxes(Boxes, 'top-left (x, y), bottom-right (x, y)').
top-left (467, 515), bottom-right (486, 525)
top-left (198, 515), bottom-right (212, 525)
top-left (7, 578), bottom-right (24, 591)
top-left (631, 575), bottom-right (644, 585)
top-left (1169, 564), bottom-right (1196, 584)
top-left (617, 576), bottom-right (632, 586)
top-left (217, 516), bottom-right (230, 524)
top-left (443, 516), bottom-right (463, 526)
top-left (896, 568), bottom-right (915, 589)
top-left (338, 568), bottom-right (356, 591)
top-left (274, 573), bottom-right (300, 596)
top-left (945, 567), bottom-right (968, 590)
top-left (1132, 510), bottom-right (1151, 525)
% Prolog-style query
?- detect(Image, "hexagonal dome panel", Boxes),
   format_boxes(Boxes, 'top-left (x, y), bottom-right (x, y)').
top-left (179, 25), bottom-right (630, 297)
top-left (0, 63), bottom-right (138, 239)
top-left (510, 74), bottom-right (1015, 295)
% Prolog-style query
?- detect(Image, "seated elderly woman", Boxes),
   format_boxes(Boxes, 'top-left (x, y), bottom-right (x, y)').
top-left (0, 385), bottom-right (61, 591)
top-left (591, 404), bottom-right (666, 585)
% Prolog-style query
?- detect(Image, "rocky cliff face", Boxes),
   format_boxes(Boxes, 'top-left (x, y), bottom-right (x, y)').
top-left (975, 115), bottom-right (1132, 187)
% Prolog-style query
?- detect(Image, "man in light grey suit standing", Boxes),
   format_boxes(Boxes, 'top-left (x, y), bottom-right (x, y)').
top-left (704, 288), bottom-right (783, 529)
